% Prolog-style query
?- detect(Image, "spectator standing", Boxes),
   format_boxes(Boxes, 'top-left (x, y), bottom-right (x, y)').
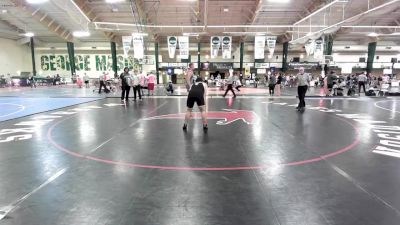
top-left (296, 67), bottom-right (310, 111)
top-left (358, 72), bottom-right (367, 94)
top-left (223, 72), bottom-right (237, 98)
top-left (132, 70), bottom-right (142, 101)
top-left (83, 73), bottom-right (90, 88)
top-left (147, 72), bottom-right (156, 96)
top-left (120, 67), bottom-right (131, 101)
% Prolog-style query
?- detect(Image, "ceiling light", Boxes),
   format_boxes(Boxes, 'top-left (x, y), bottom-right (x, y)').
top-left (183, 32), bottom-right (199, 37)
top-left (223, 8), bottom-right (229, 12)
top-left (73, 31), bottom-right (90, 37)
top-left (268, 0), bottom-right (290, 3)
top-left (24, 32), bottom-right (34, 37)
top-left (106, 0), bottom-right (125, 3)
top-left (26, 0), bottom-right (49, 3)
top-left (1, 9), bottom-right (7, 13)
top-left (222, 32), bottom-right (268, 35)
top-left (367, 32), bottom-right (379, 37)
top-left (132, 32), bottom-right (148, 36)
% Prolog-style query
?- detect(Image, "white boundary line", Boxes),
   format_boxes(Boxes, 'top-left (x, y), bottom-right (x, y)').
top-left (0, 168), bottom-right (68, 220)
top-left (374, 100), bottom-right (400, 114)
top-left (0, 103), bottom-right (25, 118)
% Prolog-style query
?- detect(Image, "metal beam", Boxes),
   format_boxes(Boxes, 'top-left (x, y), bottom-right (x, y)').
top-left (72, 0), bottom-right (119, 43)
top-left (243, 0), bottom-right (262, 38)
top-left (293, 0), bottom-right (338, 25)
top-left (30, 37), bottom-right (36, 76)
top-left (155, 42), bottom-right (160, 84)
top-left (367, 42), bottom-right (377, 73)
top-left (15, 3), bottom-right (73, 42)
top-left (291, 0), bottom-right (400, 44)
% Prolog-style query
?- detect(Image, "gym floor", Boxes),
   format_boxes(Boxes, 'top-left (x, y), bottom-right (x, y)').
top-left (1, 90), bottom-right (400, 225)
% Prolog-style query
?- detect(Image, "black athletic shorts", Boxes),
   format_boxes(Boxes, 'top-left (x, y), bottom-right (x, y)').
top-left (327, 84), bottom-right (333, 89)
top-left (187, 96), bottom-right (205, 108)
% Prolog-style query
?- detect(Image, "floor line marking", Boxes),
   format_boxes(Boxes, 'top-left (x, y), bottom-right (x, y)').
top-left (87, 101), bottom-right (168, 155)
top-left (0, 168), bottom-right (68, 220)
top-left (48, 100), bottom-right (361, 171)
top-left (374, 100), bottom-right (400, 114)
top-left (329, 164), bottom-right (400, 216)
top-left (0, 103), bottom-right (25, 118)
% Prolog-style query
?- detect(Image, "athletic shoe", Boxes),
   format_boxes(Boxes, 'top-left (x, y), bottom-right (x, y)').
top-left (183, 124), bottom-right (187, 130)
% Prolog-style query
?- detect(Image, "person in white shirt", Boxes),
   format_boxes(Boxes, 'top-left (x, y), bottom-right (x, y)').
top-left (83, 73), bottom-right (90, 88)
top-left (296, 67), bottom-right (310, 111)
top-left (234, 75), bottom-right (242, 92)
top-left (358, 72), bottom-right (367, 94)
top-left (185, 63), bottom-right (195, 92)
top-left (222, 72), bottom-right (237, 98)
top-left (98, 73), bottom-right (109, 93)
top-left (132, 70), bottom-right (142, 101)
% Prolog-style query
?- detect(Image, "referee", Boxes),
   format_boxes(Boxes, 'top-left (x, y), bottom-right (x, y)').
top-left (296, 67), bottom-right (310, 111)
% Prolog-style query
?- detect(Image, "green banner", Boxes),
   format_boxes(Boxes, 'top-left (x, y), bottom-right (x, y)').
top-left (40, 54), bottom-right (140, 72)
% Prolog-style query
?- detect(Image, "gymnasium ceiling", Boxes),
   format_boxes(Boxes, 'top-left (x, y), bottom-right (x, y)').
top-left (0, 0), bottom-right (399, 47)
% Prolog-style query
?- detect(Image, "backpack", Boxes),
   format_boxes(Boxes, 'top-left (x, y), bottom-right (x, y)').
top-left (124, 75), bottom-right (132, 86)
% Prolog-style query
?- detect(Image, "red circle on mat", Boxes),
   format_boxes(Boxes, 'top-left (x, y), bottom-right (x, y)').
top-left (47, 112), bottom-right (360, 171)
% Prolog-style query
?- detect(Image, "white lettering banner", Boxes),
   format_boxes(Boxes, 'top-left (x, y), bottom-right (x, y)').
top-left (305, 39), bottom-right (315, 56)
top-left (211, 36), bottom-right (221, 59)
top-left (132, 35), bottom-right (144, 59)
top-left (222, 36), bottom-right (232, 59)
top-left (178, 36), bottom-right (189, 59)
top-left (314, 37), bottom-right (324, 60)
top-left (167, 36), bottom-right (177, 59)
top-left (266, 36), bottom-right (277, 56)
top-left (122, 36), bottom-right (132, 58)
top-left (254, 36), bottom-right (266, 59)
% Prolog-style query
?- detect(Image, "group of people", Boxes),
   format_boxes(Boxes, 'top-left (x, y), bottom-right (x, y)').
top-left (324, 71), bottom-right (394, 96)
top-left (118, 67), bottom-right (157, 101)
top-left (265, 73), bottom-right (284, 96)
top-left (180, 65), bottom-right (312, 131)
top-left (76, 73), bottom-right (90, 88)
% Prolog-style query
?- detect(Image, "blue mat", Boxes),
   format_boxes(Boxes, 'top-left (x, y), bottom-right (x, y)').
top-left (0, 97), bottom-right (101, 122)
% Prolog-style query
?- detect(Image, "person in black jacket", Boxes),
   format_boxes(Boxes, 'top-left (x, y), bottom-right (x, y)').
top-left (275, 73), bottom-right (283, 96)
top-left (120, 67), bottom-right (131, 102)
